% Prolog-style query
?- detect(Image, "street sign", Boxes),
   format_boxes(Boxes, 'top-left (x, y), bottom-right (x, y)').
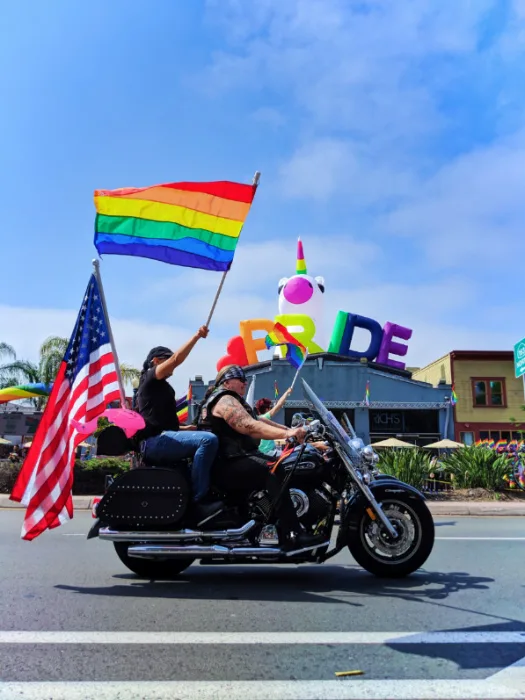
top-left (514, 338), bottom-right (525, 378)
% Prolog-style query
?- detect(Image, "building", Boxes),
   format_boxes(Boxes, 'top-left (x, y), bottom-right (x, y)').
top-left (0, 404), bottom-right (43, 445)
top-left (412, 351), bottom-right (524, 445)
top-left (190, 353), bottom-right (455, 447)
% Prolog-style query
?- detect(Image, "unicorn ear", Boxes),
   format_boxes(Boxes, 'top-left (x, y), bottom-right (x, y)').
top-left (278, 277), bottom-right (288, 294)
top-left (315, 276), bottom-right (325, 293)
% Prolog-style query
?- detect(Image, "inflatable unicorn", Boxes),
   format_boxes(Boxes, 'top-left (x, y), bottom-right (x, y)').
top-left (277, 238), bottom-right (325, 352)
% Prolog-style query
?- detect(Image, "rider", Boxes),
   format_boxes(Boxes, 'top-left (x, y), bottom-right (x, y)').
top-left (136, 326), bottom-right (223, 523)
top-left (197, 365), bottom-right (326, 551)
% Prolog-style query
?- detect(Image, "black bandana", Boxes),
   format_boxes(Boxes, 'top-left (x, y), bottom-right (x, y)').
top-left (218, 366), bottom-right (247, 385)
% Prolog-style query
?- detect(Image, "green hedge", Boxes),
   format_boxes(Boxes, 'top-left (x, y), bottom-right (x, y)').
top-left (0, 457), bottom-right (131, 495)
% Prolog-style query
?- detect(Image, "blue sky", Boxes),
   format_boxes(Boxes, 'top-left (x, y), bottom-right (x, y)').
top-left (2, 0), bottom-right (525, 393)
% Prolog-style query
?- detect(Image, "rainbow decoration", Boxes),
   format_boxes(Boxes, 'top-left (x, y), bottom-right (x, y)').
top-left (265, 322), bottom-right (306, 369)
top-left (451, 384), bottom-right (458, 405)
top-left (94, 180), bottom-right (258, 272)
top-left (296, 238), bottom-right (307, 275)
top-left (274, 380), bottom-right (279, 399)
top-left (0, 383), bottom-right (52, 405)
top-left (364, 380), bottom-right (370, 407)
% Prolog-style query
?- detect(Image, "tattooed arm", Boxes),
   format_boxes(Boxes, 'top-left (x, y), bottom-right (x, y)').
top-left (212, 396), bottom-right (298, 441)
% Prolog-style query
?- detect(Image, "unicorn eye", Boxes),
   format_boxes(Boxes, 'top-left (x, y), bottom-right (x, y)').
top-left (315, 276), bottom-right (325, 293)
top-left (278, 277), bottom-right (288, 295)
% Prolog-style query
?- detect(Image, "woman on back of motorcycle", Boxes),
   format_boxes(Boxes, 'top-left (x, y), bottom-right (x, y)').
top-left (196, 365), bottom-right (326, 551)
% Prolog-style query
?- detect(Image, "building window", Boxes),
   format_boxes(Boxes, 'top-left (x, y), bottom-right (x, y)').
top-left (460, 431), bottom-right (474, 446)
top-left (471, 379), bottom-right (506, 407)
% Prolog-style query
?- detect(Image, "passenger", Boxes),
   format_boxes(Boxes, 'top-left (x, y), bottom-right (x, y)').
top-left (197, 365), bottom-right (326, 551)
top-left (136, 326), bottom-right (222, 523)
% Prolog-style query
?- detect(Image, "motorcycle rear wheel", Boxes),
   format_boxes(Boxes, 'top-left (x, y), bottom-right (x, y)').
top-left (114, 542), bottom-right (195, 579)
top-left (347, 494), bottom-right (434, 578)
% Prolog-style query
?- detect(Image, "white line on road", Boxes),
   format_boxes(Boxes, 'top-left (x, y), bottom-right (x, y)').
top-left (488, 654), bottom-right (525, 692)
top-left (436, 537), bottom-right (525, 542)
top-left (1, 631), bottom-right (525, 644)
top-left (0, 680), bottom-right (524, 700)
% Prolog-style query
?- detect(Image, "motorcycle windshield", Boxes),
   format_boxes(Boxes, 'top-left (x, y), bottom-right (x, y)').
top-left (301, 379), bottom-right (361, 465)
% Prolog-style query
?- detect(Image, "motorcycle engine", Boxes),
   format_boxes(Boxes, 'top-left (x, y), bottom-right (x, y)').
top-left (291, 486), bottom-right (333, 529)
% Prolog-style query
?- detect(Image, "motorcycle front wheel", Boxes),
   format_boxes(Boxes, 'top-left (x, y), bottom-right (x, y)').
top-left (114, 542), bottom-right (195, 579)
top-left (347, 494), bottom-right (434, 578)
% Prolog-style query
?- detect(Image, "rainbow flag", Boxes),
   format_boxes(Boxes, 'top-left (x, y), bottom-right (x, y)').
top-left (364, 380), bottom-right (370, 407)
top-left (451, 384), bottom-right (458, 405)
top-left (265, 322), bottom-right (306, 369)
top-left (94, 180), bottom-right (258, 272)
top-left (175, 384), bottom-right (192, 424)
top-left (0, 383), bottom-right (52, 405)
top-left (274, 381), bottom-right (279, 399)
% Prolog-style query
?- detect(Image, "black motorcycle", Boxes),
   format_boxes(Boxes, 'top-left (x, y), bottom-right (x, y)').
top-left (88, 379), bottom-right (435, 578)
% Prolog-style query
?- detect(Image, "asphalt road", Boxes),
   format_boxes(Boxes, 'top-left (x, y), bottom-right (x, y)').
top-left (0, 510), bottom-right (524, 699)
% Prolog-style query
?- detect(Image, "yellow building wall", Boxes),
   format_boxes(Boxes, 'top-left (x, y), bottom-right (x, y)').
top-left (411, 354), bottom-right (452, 386)
top-left (453, 359), bottom-right (524, 423)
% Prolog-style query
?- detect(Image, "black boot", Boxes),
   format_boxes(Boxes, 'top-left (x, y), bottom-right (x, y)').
top-left (193, 500), bottom-right (225, 526)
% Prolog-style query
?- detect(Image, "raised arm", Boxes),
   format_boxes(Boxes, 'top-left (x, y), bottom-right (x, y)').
top-left (155, 326), bottom-right (208, 380)
top-left (213, 395), bottom-right (301, 441)
top-left (266, 388), bottom-right (292, 419)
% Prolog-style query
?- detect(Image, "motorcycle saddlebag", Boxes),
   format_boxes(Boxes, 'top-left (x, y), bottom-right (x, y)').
top-left (96, 467), bottom-right (190, 529)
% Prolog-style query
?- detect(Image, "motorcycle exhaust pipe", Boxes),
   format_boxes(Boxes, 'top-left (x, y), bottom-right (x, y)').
top-left (127, 544), bottom-right (282, 559)
top-left (99, 519), bottom-right (256, 543)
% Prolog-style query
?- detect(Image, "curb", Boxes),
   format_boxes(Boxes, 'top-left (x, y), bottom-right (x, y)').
top-left (0, 495), bottom-right (524, 516)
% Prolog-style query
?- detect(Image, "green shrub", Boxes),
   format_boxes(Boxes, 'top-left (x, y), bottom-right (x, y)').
top-left (377, 448), bottom-right (432, 490)
top-left (441, 446), bottom-right (508, 490)
top-left (0, 459), bottom-right (23, 494)
top-left (80, 457), bottom-right (131, 473)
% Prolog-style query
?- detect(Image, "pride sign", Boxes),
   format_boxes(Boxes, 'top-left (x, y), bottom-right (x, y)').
top-left (217, 311), bottom-right (413, 372)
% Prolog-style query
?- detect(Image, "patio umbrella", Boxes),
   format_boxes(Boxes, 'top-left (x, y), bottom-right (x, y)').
top-left (424, 439), bottom-right (463, 449)
top-left (23, 441), bottom-right (32, 448)
top-left (0, 437), bottom-right (13, 445)
top-left (371, 437), bottom-right (417, 448)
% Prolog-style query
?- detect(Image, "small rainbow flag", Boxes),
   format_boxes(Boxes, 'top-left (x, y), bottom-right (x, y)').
top-left (94, 180), bottom-right (258, 272)
top-left (364, 380), bottom-right (370, 407)
top-left (451, 384), bottom-right (458, 405)
top-left (175, 384), bottom-right (192, 424)
top-left (265, 322), bottom-right (306, 369)
top-left (274, 381), bottom-right (279, 399)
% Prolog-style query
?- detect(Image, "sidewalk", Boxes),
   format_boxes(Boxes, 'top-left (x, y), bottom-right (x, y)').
top-left (0, 494), bottom-right (524, 516)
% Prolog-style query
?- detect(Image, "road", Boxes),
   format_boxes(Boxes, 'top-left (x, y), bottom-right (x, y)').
top-left (0, 510), bottom-right (524, 699)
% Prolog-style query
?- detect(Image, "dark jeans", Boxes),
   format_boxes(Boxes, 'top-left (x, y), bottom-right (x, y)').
top-left (215, 451), bottom-right (301, 536)
top-left (143, 430), bottom-right (219, 502)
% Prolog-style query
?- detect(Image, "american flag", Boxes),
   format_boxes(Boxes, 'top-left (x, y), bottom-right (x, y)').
top-left (10, 273), bottom-right (121, 540)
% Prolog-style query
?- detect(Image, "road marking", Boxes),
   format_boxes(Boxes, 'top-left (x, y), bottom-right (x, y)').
top-left (0, 680), bottom-right (523, 699)
top-left (488, 654), bottom-right (525, 692)
top-left (1, 631), bottom-right (524, 644)
top-left (436, 537), bottom-right (525, 542)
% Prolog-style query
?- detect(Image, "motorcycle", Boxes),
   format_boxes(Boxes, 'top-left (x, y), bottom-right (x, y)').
top-left (88, 379), bottom-right (435, 578)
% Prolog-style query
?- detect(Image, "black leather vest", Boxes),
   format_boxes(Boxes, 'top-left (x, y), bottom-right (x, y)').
top-left (197, 387), bottom-right (260, 459)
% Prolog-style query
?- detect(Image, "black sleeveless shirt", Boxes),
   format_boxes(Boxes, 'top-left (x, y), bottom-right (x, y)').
top-left (198, 387), bottom-right (260, 459)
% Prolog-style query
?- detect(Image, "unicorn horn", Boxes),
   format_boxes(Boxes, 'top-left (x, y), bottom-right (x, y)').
top-left (296, 237), bottom-right (307, 275)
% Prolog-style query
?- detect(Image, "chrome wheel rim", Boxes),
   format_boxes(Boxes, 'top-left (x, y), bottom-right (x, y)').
top-left (359, 500), bottom-right (422, 565)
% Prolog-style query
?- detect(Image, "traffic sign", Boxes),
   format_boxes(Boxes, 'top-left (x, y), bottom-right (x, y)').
top-left (514, 338), bottom-right (525, 378)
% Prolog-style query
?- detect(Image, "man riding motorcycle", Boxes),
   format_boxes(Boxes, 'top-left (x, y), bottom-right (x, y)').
top-left (196, 364), bottom-right (326, 551)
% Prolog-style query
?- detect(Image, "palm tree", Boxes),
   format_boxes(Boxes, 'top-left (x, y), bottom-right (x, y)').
top-left (0, 342), bottom-right (19, 387)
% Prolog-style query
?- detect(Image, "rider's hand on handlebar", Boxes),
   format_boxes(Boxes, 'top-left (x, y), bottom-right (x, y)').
top-left (285, 426), bottom-right (306, 444)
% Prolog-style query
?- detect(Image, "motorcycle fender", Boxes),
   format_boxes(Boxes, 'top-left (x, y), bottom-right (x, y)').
top-left (342, 480), bottom-right (425, 536)
top-left (87, 519), bottom-right (102, 540)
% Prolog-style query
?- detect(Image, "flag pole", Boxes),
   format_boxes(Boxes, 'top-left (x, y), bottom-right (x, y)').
top-left (92, 258), bottom-right (127, 408)
top-left (205, 171), bottom-right (261, 328)
top-left (290, 350), bottom-right (309, 391)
